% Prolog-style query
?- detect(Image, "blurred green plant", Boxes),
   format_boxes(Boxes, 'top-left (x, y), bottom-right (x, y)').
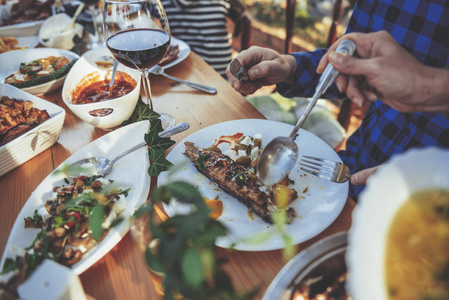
top-left (134, 180), bottom-right (259, 300)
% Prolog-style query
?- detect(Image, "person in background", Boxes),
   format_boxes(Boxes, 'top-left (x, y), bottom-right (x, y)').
top-left (161, 0), bottom-right (233, 76)
top-left (226, 0), bottom-right (449, 201)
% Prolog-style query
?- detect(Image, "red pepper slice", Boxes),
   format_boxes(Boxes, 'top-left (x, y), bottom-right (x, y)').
top-left (65, 211), bottom-right (81, 228)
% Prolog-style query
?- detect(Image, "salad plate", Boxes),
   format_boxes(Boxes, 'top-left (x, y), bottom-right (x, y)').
top-left (0, 48), bottom-right (79, 95)
top-left (0, 120), bottom-right (151, 275)
top-left (159, 119), bottom-right (348, 251)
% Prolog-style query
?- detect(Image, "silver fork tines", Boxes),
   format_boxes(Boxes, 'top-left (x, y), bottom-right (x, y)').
top-left (299, 155), bottom-right (351, 183)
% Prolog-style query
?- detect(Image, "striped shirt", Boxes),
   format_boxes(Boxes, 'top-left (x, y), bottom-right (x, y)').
top-left (161, 0), bottom-right (233, 76)
top-left (277, 0), bottom-right (449, 201)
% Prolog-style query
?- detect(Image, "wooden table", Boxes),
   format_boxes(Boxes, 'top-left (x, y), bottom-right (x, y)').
top-left (0, 51), bottom-right (356, 299)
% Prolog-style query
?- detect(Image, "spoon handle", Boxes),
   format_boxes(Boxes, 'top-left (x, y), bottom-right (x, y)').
top-left (62, 3), bottom-right (85, 32)
top-left (108, 59), bottom-right (119, 96)
top-left (109, 122), bottom-right (190, 165)
top-left (289, 39), bottom-right (356, 140)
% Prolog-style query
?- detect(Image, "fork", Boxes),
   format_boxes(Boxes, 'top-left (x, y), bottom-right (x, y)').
top-left (149, 65), bottom-right (217, 94)
top-left (299, 155), bottom-right (351, 183)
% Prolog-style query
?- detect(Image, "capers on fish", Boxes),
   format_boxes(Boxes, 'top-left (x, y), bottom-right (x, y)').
top-left (208, 145), bottom-right (222, 153)
top-left (253, 139), bottom-right (262, 149)
top-left (250, 156), bottom-right (259, 169)
top-left (236, 156), bottom-right (251, 167)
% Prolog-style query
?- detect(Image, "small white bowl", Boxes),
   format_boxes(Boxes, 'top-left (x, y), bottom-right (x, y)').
top-left (347, 147), bottom-right (449, 300)
top-left (39, 13), bottom-right (84, 50)
top-left (62, 47), bottom-right (141, 130)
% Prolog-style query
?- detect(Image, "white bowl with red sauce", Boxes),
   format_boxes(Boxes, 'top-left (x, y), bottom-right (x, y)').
top-left (62, 47), bottom-right (141, 130)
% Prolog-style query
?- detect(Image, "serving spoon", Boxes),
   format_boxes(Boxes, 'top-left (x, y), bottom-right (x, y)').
top-left (257, 40), bottom-right (356, 186)
top-left (68, 122), bottom-right (189, 177)
top-left (94, 55), bottom-right (119, 96)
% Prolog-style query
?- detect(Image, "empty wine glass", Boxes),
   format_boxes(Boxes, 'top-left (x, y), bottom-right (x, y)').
top-left (81, 0), bottom-right (105, 49)
top-left (103, 0), bottom-right (175, 129)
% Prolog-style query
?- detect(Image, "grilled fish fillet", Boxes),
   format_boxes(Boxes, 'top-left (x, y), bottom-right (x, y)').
top-left (184, 141), bottom-right (296, 224)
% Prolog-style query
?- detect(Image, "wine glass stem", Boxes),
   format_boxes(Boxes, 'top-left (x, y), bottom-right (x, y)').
top-left (88, 5), bottom-right (102, 44)
top-left (141, 70), bottom-right (154, 111)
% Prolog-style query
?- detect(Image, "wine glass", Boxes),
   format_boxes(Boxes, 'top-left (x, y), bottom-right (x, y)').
top-left (80, 0), bottom-right (105, 49)
top-left (103, 0), bottom-right (175, 129)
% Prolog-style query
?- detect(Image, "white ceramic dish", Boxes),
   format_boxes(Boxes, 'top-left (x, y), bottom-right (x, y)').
top-left (347, 147), bottom-right (449, 300)
top-left (159, 119), bottom-right (348, 251)
top-left (0, 83), bottom-right (65, 177)
top-left (160, 37), bottom-right (190, 69)
top-left (39, 13), bottom-right (84, 50)
top-left (0, 48), bottom-right (79, 95)
top-left (0, 36), bottom-right (40, 54)
top-left (0, 120), bottom-right (151, 275)
top-left (62, 47), bottom-right (141, 130)
top-left (263, 232), bottom-right (347, 300)
top-left (0, 20), bottom-right (44, 36)
top-left (0, 0), bottom-right (45, 36)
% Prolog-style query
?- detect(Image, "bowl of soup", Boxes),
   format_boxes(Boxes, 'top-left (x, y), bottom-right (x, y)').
top-left (62, 47), bottom-right (140, 130)
top-left (347, 147), bottom-right (449, 300)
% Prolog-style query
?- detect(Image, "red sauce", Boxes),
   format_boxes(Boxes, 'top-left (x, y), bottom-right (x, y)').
top-left (73, 79), bottom-right (135, 104)
top-left (214, 132), bottom-right (244, 147)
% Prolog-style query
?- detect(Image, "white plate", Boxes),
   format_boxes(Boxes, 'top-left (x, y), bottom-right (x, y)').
top-left (159, 119), bottom-right (348, 251)
top-left (0, 83), bottom-right (65, 177)
top-left (15, 36), bottom-right (40, 49)
top-left (0, 36), bottom-right (40, 54)
top-left (0, 48), bottom-right (79, 95)
top-left (160, 37), bottom-right (190, 69)
top-left (0, 120), bottom-right (151, 275)
top-left (347, 147), bottom-right (449, 300)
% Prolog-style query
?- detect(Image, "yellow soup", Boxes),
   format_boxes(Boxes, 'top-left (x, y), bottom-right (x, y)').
top-left (385, 189), bottom-right (449, 300)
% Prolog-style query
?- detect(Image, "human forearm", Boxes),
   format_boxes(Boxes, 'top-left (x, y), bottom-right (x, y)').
top-left (277, 49), bottom-right (344, 99)
top-left (419, 67), bottom-right (449, 113)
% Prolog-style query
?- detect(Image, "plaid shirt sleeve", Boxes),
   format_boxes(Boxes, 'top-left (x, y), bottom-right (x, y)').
top-left (277, 0), bottom-right (449, 201)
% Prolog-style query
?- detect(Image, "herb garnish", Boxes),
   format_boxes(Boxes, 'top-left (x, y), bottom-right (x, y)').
top-left (235, 172), bottom-right (246, 186)
top-left (196, 153), bottom-right (208, 171)
top-left (123, 98), bottom-right (175, 177)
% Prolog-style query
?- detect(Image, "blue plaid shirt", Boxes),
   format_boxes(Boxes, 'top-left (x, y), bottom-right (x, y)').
top-left (277, 0), bottom-right (449, 201)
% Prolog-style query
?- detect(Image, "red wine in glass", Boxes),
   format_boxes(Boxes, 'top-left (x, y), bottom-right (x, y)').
top-left (107, 28), bottom-right (170, 70)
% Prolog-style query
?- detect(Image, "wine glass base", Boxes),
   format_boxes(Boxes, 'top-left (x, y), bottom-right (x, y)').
top-left (159, 113), bottom-right (175, 130)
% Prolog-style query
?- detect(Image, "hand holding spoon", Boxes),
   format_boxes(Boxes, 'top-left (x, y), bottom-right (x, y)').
top-left (257, 40), bottom-right (356, 186)
top-left (68, 122), bottom-right (189, 177)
